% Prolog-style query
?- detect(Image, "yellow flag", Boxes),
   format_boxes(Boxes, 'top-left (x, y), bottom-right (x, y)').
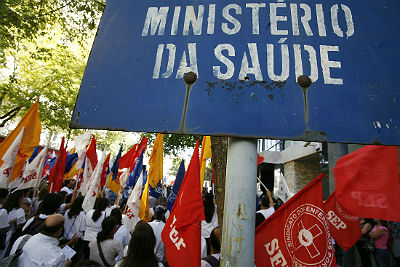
top-left (139, 179), bottom-right (150, 222)
top-left (106, 174), bottom-right (121, 195)
top-left (63, 161), bottom-right (78, 180)
top-left (200, 136), bottom-right (212, 191)
top-left (147, 134), bottom-right (163, 188)
top-left (0, 102), bottom-right (41, 182)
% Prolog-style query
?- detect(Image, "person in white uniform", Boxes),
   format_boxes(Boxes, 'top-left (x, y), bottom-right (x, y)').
top-left (256, 189), bottom-right (275, 220)
top-left (148, 206), bottom-right (165, 263)
top-left (12, 214), bottom-right (71, 267)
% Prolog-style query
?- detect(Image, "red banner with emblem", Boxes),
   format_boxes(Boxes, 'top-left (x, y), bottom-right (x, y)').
top-left (255, 174), bottom-right (336, 267)
top-left (323, 191), bottom-right (361, 250)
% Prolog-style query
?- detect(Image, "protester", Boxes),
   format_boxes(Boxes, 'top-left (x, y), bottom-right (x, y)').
top-left (11, 214), bottom-right (72, 267)
top-left (0, 189), bottom-right (9, 258)
top-left (3, 190), bottom-right (26, 255)
top-left (201, 193), bottom-right (218, 255)
top-left (61, 180), bottom-right (75, 195)
top-left (64, 196), bottom-right (86, 241)
top-left (116, 220), bottom-right (161, 267)
top-left (256, 189), bottom-right (275, 220)
top-left (89, 216), bottom-right (122, 267)
top-left (149, 206), bottom-right (166, 263)
top-left (370, 219), bottom-right (390, 267)
top-left (82, 198), bottom-right (109, 259)
top-left (389, 221), bottom-right (400, 267)
top-left (201, 227), bottom-right (221, 267)
top-left (109, 208), bottom-right (130, 262)
top-left (356, 218), bottom-right (375, 267)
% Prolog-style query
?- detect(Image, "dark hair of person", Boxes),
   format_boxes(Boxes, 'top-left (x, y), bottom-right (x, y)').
top-left (203, 193), bottom-right (215, 223)
top-left (38, 193), bottom-right (63, 215)
top-left (68, 196), bottom-right (84, 219)
top-left (42, 220), bottom-right (64, 236)
top-left (72, 259), bottom-right (101, 267)
top-left (120, 220), bottom-right (158, 267)
top-left (97, 216), bottom-right (118, 242)
top-left (255, 212), bottom-right (265, 228)
top-left (92, 198), bottom-right (108, 222)
top-left (158, 196), bottom-right (167, 207)
top-left (4, 190), bottom-right (24, 212)
top-left (260, 195), bottom-right (270, 208)
top-left (65, 193), bottom-right (72, 204)
top-left (209, 227), bottom-right (221, 253)
top-left (58, 191), bottom-right (67, 202)
top-left (0, 189), bottom-right (8, 201)
top-left (110, 208), bottom-right (122, 225)
top-left (38, 186), bottom-right (49, 201)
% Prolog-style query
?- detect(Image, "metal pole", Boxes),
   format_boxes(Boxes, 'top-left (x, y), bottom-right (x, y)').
top-left (221, 137), bottom-right (257, 267)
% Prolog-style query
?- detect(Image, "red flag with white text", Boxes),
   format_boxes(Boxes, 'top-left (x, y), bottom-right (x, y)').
top-left (255, 174), bottom-right (336, 267)
top-left (334, 145), bottom-right (400, 222)
top-left (161, 140), bottom-right (204, 267)
top-left (323, 191), bottom-right (361, 250)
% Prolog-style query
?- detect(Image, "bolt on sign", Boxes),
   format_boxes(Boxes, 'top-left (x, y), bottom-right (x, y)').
top-left (71, 0), bottom-right (400, 145)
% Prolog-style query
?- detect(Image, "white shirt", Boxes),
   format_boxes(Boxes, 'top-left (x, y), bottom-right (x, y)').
top-left (60, 187), bottom-right (73, 195)
top-left (257, 207), bottom-right (275, 220)
top-left (89, 238), bottom-right (122, 267)
top-left (149, 220), bottom-right (165, 262)
top-left (64, 210), bottom-right (86, 240)
top-left (201, 253), bottom-right (221, 267)
top-left (6, 208), bottom-right (26, 253)
top-left (201, 236), bottom-right (207, 258)
top-left (22, 214), bottom-right (48, 232)
top-left (114, 224), bottom-right (131, 262)
top-left (13, 233), bottom-right (66, 267)
top-left (83, 210), bottom-right (106, 241)
top-left (201, 206), bottom-right (218, 238)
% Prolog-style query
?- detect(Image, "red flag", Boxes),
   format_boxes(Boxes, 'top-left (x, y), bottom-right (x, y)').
top-left (48, 137), bottom-right (68, 193)
top-left (118, 144), bottom-right (137, 170)
top-left (161, 140), bottom-right (204, 267)
top-left (255, 174), bottom-right (336, 267)
top-left (100, 153), bottom-right (110, 189)
top-left (257, 153), bottom-right (264, 166)
top-left (86, 136), bottom-right (98, 168)
top-left (323, 191), bottom-right (361, 250)
top-left (334, 145), bottom-right (400, 222)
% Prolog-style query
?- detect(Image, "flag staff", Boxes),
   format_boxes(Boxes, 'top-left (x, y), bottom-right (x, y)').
top-left (220, 138), bottom-right (257, 267)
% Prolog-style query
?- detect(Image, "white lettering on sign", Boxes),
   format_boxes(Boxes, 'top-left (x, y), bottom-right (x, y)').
top-left (142, 3), bottom-right (355, 84)
top-left (169, 215), bottom-right (186, 250)
top-left (326, 210), bottom-right (347, 230)
top-left (265, 238), bottom-right (288, 267)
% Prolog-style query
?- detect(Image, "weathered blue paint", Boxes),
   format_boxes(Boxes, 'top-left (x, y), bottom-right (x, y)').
top-left (71, 0), bottom-right (400, 145)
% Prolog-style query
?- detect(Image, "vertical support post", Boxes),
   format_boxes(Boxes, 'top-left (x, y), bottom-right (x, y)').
top-left (221, 138), bottom-right (257, 267)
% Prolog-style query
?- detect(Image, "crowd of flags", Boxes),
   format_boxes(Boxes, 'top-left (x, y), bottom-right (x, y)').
top-left (1, 102), bottom-right (400, 267)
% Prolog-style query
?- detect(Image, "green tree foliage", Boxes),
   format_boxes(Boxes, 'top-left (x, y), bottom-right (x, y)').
top-left (143, 133), bottom-right (199, 156)
top-left (0, 0), bottom-right (104, 63)
top-left (0, 27), bottom-right (88, 130)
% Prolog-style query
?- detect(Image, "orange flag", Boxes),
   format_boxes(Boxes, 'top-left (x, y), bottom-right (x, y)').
top-left (148, 134), bottom-right (163, 188)
top-left (0, 102), bottom-right (41, 182)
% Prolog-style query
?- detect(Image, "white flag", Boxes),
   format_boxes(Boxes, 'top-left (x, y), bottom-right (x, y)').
top-left (82, 151), bottom-right (106, 212)
top-left (79, 159), bottom-right (94, 196)
top-left (124, 171), bottom-right (143, 232)
top-left (16, 146), bottom-right (48, 191)
top-left (0, 128), bottom-right (24, 189)
top-left (74, 132), bottom-right (91, 171)
top-left (276, 173), bottom-right (293, 203)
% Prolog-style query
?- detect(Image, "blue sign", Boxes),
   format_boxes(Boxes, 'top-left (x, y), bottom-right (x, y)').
top-left (71, 0), bottom-right (400, 145)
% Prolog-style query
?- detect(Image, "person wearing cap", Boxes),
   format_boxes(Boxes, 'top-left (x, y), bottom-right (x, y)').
top-left (148, 205), bottom-right (165, 262)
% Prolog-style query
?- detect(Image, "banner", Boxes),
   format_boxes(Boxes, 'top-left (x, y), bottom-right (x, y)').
top-left (334, 145), bottom-right (400, 222)
top-left (255, 174), bottom-right (336, 267)
top-left (323, 191), bottom-right (361, 250)
top-left (276, 173), bottom-right (293, 203)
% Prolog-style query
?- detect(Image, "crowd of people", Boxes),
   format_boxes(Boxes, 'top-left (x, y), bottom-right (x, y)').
top-left (0, 179), bottom-right (226, 267)
top-left (0, 178), bottom-right (398, 267)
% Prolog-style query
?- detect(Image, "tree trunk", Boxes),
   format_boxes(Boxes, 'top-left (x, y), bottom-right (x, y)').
top-left (210, 136), bottom-right (228, 233)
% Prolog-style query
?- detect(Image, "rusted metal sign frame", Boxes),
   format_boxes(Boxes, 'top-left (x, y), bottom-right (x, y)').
top-left (71, 0), bottom-right (400, 145)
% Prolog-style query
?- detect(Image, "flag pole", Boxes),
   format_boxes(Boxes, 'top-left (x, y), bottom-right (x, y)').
top-left (74, 168), bottom-right (82, 192)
